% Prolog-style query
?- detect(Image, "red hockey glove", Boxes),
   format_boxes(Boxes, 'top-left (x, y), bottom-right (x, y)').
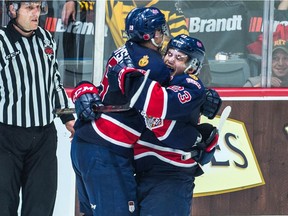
top-left (118, 67), bottom-right (146, 94)
top-left (71, 81), bottom-right (99, 103)
top-left (71, 81), bottom-right (103, 121)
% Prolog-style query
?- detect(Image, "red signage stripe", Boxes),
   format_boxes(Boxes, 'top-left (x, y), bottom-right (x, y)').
top-left (50, 18), bottom-right (58, 32)
top-left (255, 17), bottom-right (262, 32)
top-left (45, 17), bottom-right (52, 31)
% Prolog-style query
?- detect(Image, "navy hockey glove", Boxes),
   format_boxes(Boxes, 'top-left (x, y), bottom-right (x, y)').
top-left (197, 149), bottom-right (216, 166)
top-left (201, 88), bottom-right (222, 119)
top-left (71, 81), bottom-right (103, 121)
top-left (194, 123), bottom-right (219, 165)
top-left (196, 123), bottom-right (219, 152)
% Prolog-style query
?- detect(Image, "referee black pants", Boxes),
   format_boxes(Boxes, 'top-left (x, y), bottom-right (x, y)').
top-left (0, 122), bottom-right (58, 216)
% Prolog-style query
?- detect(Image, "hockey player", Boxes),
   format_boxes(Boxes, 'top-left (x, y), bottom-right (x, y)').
top-left (70, 7), bottom-right (172, 216)
top-left (132, 34), bottom-right (220, 216)
top-left (71, 7), bottom-right (221, 216)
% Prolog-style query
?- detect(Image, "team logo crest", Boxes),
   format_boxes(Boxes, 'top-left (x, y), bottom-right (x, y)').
top-left (141, 111), bottom-right (163, 129)
top-left (43, 39), bottom-right (54, 60)
top-left (138, 55), bottom-right (149, 67)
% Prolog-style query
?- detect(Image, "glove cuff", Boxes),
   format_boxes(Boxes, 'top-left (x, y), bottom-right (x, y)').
top-left (71, 82), bottom-right (99, 103)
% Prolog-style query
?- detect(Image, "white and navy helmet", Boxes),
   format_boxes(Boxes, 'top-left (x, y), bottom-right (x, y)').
top-left (167, 34), bottom-right (206, 75)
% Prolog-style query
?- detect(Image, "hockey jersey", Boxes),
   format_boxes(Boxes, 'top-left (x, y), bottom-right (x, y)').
top-left (74, 41), bottom-right (172, 157)
top-left (133, 73), bottom-right (206, 173)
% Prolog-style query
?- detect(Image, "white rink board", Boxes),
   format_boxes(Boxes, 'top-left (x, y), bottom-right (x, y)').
top-left (53, 117), bottom-right (76, 216)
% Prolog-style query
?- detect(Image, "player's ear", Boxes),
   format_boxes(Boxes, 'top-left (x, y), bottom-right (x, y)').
top-left (9, 4), bottom-right (17, 18)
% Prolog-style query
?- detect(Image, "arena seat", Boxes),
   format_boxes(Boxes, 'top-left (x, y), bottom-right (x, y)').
top-left (209, 58), bottom-right (251, 87)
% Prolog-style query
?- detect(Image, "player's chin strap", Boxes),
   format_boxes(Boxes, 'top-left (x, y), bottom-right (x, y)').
top-left (151, 37), bottom-right (164, 49)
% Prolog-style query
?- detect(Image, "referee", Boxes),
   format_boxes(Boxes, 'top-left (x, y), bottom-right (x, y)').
top-left (0, 1), bottom-right (75, 216)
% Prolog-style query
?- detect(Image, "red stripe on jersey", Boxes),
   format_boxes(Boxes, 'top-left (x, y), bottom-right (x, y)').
top-left (151, 119), bottom-right (174, 139)
top-left (92, 115), bottom-right (141, 148)
top-left (145, 82), bottom-right (167, 118)
top-left (100, 57), bottom-right (118, 100)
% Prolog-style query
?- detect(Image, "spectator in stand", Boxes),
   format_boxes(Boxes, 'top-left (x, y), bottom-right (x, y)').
top-left (244, 39), bottom-right (288, 87)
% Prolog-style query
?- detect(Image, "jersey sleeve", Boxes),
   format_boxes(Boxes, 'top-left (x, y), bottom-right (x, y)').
top-left (132, 75), bottom-right (206, 122)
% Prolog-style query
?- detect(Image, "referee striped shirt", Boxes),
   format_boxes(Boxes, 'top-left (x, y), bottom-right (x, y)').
top-left (0, 21), bottom-right (74, 127)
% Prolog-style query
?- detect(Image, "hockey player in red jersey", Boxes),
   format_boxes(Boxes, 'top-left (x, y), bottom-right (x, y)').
top-left (71, 7), bottom-right (221, 216)
top-left (70, 7), bottom-right (172, 216)
top-left (130, 34), bottom-right (221, 216)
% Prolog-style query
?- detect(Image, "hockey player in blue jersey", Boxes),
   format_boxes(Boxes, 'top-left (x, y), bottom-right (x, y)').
top-left (70, 7), bottom-right (173, 216)
top-left (131, 34), bottom-right (221, 216)
top-left (71, 7), bottom-right (221, 216)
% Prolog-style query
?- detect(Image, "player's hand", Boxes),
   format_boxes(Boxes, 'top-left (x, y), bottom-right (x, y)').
top-left (196, 123), bottom-right (219, 152)
top-left (107, 52), bottom-right (136, 93)
top-left (201, 88), bottom-right (222, 119)
top-left (65, 119), bottom-right (75, 138)
top-left (71, 81), bottom-right (103, 121)
top-left (74, 93), bottom-right (103, 121)
top-left (194, 123), bottom-right (219, 165)
top-left (118, 67), bottom-right (146, 94)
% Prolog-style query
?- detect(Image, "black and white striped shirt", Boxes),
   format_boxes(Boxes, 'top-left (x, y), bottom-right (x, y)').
top-left (0, 21), bottom-right (74, 127)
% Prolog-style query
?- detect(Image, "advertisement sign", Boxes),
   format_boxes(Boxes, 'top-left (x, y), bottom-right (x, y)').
top-left (194, 114), bottom-right (265, 196)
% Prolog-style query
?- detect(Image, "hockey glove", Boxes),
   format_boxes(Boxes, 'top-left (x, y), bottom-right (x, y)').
top-left (118, 67), bottom-right (146, 94)
top-left (194, 123), bottom-right (219, 165)
top-left (196, 123), bottom-right (219, 152)
top-left (197, 148), bottom-right (216, 166)
top-left (107, 52), bottom-right (135, 92)
top-left (71, 81), bottom-right (103, 121)
top-left (201, 88), bottom-right (222, 119)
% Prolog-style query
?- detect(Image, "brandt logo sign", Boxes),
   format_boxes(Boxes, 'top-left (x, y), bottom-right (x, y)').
top-left (44, 17), bottom-right (94, 35)
top-left (194, 115), bottom-right (265, 197)
top-left (187, 15), bottom-right (243, 33)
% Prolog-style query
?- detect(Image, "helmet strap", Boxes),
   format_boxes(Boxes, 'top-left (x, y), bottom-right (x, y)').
top-left (151, 38), bottom-right (163, 49)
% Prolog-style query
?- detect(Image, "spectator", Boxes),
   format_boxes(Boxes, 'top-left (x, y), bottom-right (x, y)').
top-left (0, 1), bottom-right (75, 216)
top-left (244, 39), bottom-right (288, 87)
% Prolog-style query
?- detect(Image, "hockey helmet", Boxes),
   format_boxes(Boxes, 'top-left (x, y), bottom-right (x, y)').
top-left (167, 34), bottom-right (206, 75)
top-left (125, 7), bottom-right (168, 43)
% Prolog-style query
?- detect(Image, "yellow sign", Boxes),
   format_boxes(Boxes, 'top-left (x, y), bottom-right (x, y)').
top-left (194, 116), bottom-right (265, 197)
